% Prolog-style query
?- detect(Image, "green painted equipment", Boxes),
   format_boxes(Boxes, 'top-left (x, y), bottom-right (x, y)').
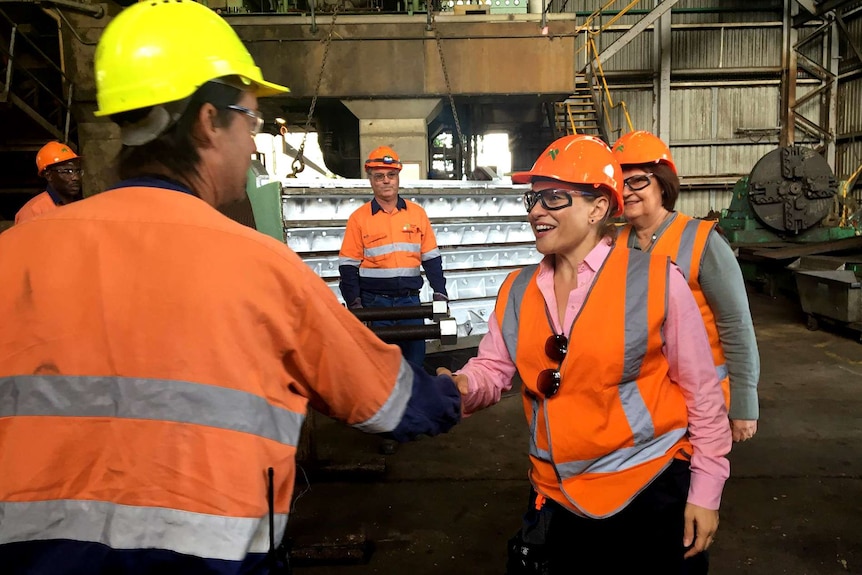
top-left (719, 146), bottom-right (860, 244)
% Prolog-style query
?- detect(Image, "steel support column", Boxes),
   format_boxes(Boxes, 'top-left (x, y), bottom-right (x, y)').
top-left (652, 0), bottom-right (672, 141)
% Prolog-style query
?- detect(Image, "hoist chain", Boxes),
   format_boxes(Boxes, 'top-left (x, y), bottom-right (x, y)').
top-left (288, 6), bottom-right (339, 178)
top-left (429, 8), bottom-right (465, 159)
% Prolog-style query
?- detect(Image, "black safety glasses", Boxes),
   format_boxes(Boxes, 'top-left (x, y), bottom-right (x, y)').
top-left (623, 173), bottom-right (654, 191)
top-left (536, 334), bottom-right (568, 398)
top-left (523, 189), bottom-right (596, 213)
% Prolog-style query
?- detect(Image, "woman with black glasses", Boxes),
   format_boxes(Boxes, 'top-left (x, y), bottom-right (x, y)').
top-left (437, 134), bottom-right (730, 574)
top-left (612, 130), bottom-right (760, 446)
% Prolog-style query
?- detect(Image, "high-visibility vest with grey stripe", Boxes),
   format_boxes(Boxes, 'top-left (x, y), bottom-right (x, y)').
top-left (622, 217), bottom-right (728, 385)
top-left (498, 252), bottom-right (688, 516)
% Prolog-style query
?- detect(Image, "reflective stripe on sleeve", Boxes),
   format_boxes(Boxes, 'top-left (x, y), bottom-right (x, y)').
top-left (338, 257), bottom-right (361, 267)
top-left (351, 357), bottom-right (413, 434)
top-left (421, 248), bottom-right (441, 261)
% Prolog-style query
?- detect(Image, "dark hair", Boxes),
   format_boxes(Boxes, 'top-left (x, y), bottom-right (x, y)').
top-left (113, 80), bottom-right (244, 186)
top-left (624, 162), bottom-right (680, 211)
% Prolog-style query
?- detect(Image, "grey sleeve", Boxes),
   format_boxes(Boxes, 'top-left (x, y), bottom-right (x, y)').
top-left (699, 230), bottom-right (761, 420)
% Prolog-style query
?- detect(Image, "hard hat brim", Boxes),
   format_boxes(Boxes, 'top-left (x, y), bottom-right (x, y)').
top-left (511, 171), bottom-right (532, 184)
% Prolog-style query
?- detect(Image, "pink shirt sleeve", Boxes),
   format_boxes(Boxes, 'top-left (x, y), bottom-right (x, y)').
top-left (664, 265), bottom-right (732, 509)
top-left (457, 313), bottom-right (518, 415)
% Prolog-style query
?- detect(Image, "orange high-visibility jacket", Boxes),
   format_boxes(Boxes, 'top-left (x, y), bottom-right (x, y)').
top-left (495, 245), bottom-right (692, 518)
top-left (14, 190), bottom-right (58, 224)
top-left (338, 197), bottom-right (445, 301)
top-left (619, 215), bottom-right (729, 407)
top-left (0, 184), bottom-right (455, 570)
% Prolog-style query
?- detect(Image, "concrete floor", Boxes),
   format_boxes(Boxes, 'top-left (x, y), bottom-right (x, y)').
top-left (286, 290), bottom-right (862, 575)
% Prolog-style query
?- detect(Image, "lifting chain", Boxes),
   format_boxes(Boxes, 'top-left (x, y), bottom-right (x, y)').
top-left (288, 5), bottom-right (340, 178)
top-left (429, 7), bottom-right (465, 166)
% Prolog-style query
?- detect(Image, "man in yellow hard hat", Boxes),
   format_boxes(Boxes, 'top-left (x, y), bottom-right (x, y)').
top-left (0, 2), bottom-right (461, 573)
top-left (15, 141), bottom-right (84, 224)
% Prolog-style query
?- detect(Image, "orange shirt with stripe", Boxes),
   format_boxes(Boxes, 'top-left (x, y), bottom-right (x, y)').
top-left (0, 184), bottom-right (457, 566)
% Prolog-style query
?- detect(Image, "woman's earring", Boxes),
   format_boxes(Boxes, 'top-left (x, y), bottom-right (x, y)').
top-left (589, 219), bottom-right (595, 224)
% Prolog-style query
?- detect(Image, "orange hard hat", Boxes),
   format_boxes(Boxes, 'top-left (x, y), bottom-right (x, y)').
top-left (365, 146), bottom-right (402, 171)
top-left (512, 134), bottom-right (624, 217)
top-left (36, 141), bottom-right (80, 175)
top-left (611, 130), bottom-right (677, 175)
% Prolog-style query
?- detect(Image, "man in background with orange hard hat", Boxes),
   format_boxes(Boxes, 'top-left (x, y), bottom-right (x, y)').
top-left (15, 141), bottom-right (84, 224)
top-left (339, 145), bottom-right (449, 369)
top-left (339, 146), bottom-right (449, 455)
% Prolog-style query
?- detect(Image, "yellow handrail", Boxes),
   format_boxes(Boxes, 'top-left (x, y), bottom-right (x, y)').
top-left (839, 162), bottom-right (862, 228)
top-left (586, 33), bottom-right (634, 139)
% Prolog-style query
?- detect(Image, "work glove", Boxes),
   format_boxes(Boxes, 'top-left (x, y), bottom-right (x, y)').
top-left (432, 292), bottom-right (449, 302)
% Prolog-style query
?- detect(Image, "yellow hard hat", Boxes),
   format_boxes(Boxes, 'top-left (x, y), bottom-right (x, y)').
top-left (94, 0), bottom-right (289, 117)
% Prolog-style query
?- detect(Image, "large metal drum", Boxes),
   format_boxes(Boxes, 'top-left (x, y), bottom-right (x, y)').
top-left (747, 146), bottom-right (837, 234)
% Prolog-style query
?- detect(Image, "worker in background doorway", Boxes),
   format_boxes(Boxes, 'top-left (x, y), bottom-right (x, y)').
top-left (612, 130), bottom-right (760, 444)
top-left (0, 2), bottom-right (460, 574)
top-left (338, 145), bottom-right (449, 369)
top-left (15, 141), bottom-right (84, 224)
top-left (438, 135), bottom-right (730, 574)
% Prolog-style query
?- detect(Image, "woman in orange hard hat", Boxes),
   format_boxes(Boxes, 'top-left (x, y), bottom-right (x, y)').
top-left (15, 141), bottom-right (84, 224)
top-left (612, 130), bottom-right (760, 444)
top-left (438, 134), bottom-right (731, 573)
top-left (0, 2), bottom-right (461, 574)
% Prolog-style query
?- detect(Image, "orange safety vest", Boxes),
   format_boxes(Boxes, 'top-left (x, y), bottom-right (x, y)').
top-left (495, 245), bottom-right (692, 518)
top-left (619, 215), bottom-right (730, 407)
top-left (14, 190), bottom-right (58, 224)
top-left (0, 185), bottom-right (409, 564)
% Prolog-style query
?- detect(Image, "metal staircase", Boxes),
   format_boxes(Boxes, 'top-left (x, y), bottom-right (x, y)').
top-left (554, 73), bottom-right (603, 139)
top-left (0, 5), bottom-right (76, 219)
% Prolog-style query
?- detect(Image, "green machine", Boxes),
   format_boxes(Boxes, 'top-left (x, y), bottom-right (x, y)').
top-left (719, 146), bottom-right (860, 244)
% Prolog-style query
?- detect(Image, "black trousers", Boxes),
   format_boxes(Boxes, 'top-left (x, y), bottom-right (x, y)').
top-left (540, 459), bottom-right (709, 574)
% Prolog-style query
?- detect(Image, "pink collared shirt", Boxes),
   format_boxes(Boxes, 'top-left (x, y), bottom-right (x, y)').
top-left (458, 238), bottom-right (731, 510)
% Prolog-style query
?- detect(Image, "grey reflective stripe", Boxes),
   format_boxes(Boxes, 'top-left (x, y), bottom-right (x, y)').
top-left (716, 363), bottom-right (728, 381)
top-left (676, 219), bottom-right (702, 281)
top-left (0, 499), bottom-right (287, 561)
top-left (500, 265), bottom-right (539, 362)
top-left (359, 267), bottom-right (421, 278)
top-left (622, 254), bottom-right (651, 383)
top-left (352, 357), bottom-right (413, 433)
top-left (421, 248), bottom-right (441, 261)
top-left (618, 380), bottom-right (655, 444)
top-left (364, 242), bottom-right (421, 258)
top-left (0, 375), bottom-right (304, 446)
top-left (556, 428), bottom-right (687, 477)
top-left (338, 257), bottom-right (361, 267)
top-left (527, 394), bottom-right (550, 460)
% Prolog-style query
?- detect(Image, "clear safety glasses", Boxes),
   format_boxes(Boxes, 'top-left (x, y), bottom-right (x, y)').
top-left (225, 104), bottom-right (265, 136)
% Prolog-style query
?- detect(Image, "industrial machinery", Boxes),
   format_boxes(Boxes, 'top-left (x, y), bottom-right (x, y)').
top-left (719, 146), bottom-right (860, 244)
top-left (718, 146), bottom-right (862, 340)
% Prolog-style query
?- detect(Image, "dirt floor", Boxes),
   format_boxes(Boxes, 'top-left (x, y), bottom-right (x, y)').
top-left (286, 290), bottom-right (862, 575)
